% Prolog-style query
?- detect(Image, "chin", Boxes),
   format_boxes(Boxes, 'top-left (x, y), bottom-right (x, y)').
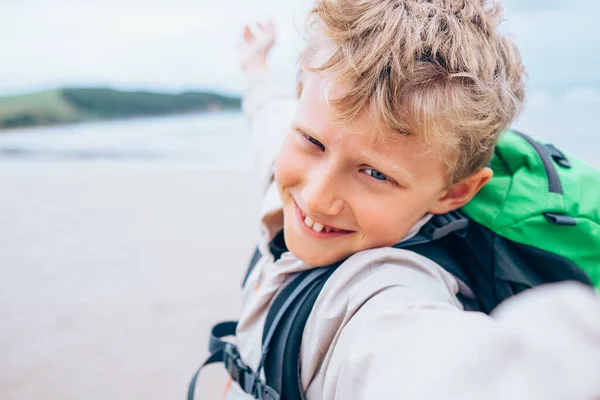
top-left (283, 230), bottom-right (347, 267)
top-left (280, 200), bottom-right (356, 266)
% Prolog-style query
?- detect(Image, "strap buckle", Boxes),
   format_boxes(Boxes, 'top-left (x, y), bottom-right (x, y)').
top-left (253, 380), bottom-right (281, 400)
top-left (223, 344), bottom-right (251, 387)
top-left (424, 211), bottom-right (469, 240)
top-left (544, 212), bottom-right (577, 226)
top-left (394, 211), bottom-right (469, 249)
top-left (544, 143), bottom-right (572, 169)
top-left (223, 343), bottom-right (280, 399)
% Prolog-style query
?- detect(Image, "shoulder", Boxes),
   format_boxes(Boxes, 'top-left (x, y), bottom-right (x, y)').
top-left (300, 247), bottom-right (464, 383)
top-left (327, 294), bottom-right (492, 399)
top-left (308, 271), bottom-right (480, 398)
top-left (303, 247), bottom-right (464, 347)
top-left (324, 246), bottom-right (462, 308)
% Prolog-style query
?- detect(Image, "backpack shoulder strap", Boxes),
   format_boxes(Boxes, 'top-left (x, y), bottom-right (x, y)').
top-left (259, 239), bottom-right (471, 399)
top-left (261, 266), bottom-right (337, 400)
top-left (264, 213), bottom-right (478, 397)
top-left (403, 240), bottom-right (480, 311)
top-left (187, 321), bottom-right (282, 400)
top-left (260, 214), bottom-right (472, 398)
top-left (187, 269), bottom-right (333, 400)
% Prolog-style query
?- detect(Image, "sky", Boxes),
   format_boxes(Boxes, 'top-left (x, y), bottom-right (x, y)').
top-left (1, 0), bottom-right (599, 102)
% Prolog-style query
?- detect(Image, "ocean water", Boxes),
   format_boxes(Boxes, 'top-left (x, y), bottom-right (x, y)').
top-left (0, 101), bottom-right (598, 167)
top-left (0, 111), bottom-right (253, 168)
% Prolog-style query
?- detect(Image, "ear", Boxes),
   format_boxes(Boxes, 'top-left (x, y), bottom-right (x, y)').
top-left (428, 167), bottom-right (493, 215)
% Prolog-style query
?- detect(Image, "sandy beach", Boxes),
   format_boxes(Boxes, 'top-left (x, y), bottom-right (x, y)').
top-left (0, 161), bottom-right (261, 399)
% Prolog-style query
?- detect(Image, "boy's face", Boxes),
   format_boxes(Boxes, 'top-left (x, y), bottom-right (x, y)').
top-left (274, 71), bottom-right (464, 266)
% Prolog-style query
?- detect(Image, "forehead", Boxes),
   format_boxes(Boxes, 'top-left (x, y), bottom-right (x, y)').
top-left (297, 71), bottom-right (417, 148)
top-left (295, 72), bottom-right (445, 181)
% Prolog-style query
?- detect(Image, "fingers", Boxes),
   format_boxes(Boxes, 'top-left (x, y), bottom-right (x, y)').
top-left (261, 19), bottom-right (275, 37)
top-left (244, 19), bottom-right (275, 43)
top-left (243, 25), bottom-right (255, 43)
top-left (266, 19), bottom-right (275, 34)
top-left (257, 20), bottom-right (274, 34)
top-left (238, 19), bottom-right (275, 75)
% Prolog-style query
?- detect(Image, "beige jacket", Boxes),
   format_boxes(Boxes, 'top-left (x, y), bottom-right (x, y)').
top-left (224, 73), bottom-right (600, 400)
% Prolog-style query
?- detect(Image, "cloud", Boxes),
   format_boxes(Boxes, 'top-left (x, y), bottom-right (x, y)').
top-left (0, 0), bottom-right (311, 94)
top-left (0, 0), bottom-right (597, 95)
top-left (500, 2), bottom-right (600, 91)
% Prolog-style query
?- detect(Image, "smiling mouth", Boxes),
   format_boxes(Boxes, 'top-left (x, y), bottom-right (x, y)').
top-left (294, 202), bottom-right (352, 235)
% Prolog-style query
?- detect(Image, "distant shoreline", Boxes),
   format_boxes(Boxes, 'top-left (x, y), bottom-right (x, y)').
top-left (0, 88), bottom-right (241, 131)
top-left (2, 108), bottom-right (243, 135)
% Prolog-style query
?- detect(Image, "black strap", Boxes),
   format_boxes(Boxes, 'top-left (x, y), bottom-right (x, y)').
top-left (261, 268), bottom-right (334, 359)
top-left (402, 240), bottom-right (480, 311)
top-left (188, 321), bottom-right (237, 400)
top-left (264, 268), bottom-right (334, 399)
top-left (187, 321), bottom-right (280, 400)
top-left (269, 230), bottom-right (288, 262)
top-left (187, 349), bottom-right (227, 400)
top-left (242, 247), bottom-right (262, 289)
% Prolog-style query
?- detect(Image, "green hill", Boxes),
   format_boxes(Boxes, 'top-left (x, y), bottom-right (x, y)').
top-left (0, 88), bottom-right (241, 130)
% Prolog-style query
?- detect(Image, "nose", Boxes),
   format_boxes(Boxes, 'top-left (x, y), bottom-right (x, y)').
top-left (300, 164), bottom-right (344, 217)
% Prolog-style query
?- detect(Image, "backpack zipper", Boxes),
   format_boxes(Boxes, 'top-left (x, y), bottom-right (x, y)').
top-left (512, 130), bottom-right (563, 194)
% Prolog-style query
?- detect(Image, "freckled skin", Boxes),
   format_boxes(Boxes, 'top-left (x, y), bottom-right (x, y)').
top-left (275, 70), bottom-right (446, 266)
top-left (275, 68), bottom-right (492, 267)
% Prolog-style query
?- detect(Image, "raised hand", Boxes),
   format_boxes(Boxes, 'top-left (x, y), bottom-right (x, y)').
top-left (238, 20), bottom-right (276, 78)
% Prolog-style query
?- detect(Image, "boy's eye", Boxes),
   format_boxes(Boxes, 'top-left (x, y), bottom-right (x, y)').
top-left (304, 134), bottom-right (325, 151)
top-left (364, 168), bottom-right (387, 181)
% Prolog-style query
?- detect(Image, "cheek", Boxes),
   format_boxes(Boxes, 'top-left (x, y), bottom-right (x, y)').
top-left (274, 136), bottom-right (304, 189)
top-left (354, 191), bottom-right (433, 244)
top-left (357, 197), bottom-right (410, 237)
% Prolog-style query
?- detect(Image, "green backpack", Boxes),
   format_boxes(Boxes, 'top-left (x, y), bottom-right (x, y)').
top-left (462, 129), bottom-right (600, 293)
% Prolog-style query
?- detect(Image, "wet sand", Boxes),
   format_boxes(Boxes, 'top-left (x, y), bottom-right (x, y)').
top-left (0, 162), bottom-right (261, 399)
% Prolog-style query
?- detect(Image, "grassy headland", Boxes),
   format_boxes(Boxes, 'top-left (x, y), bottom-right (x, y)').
top-left (0, 88), bottom-right (241, 130)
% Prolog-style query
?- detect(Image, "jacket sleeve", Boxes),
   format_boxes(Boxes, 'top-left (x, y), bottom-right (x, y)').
top-left (242, 73), bottom-right (298, 194)
top-left (330, 282), bottom-right (600, 400)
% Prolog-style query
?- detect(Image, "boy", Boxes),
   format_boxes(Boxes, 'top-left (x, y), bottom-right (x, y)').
top-left (226, 1), bottom-right (600, 399)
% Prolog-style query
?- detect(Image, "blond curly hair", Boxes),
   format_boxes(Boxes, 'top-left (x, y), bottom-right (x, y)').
top-left (299, 0), bottom-right (526, 185)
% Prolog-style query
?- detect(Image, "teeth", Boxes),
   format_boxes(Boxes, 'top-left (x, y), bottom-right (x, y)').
top-left (304, 216), bottom-right (314, 228)
top-left (303, 214), bottom-right (341, 233)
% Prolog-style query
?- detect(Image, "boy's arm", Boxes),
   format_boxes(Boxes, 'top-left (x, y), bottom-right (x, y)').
top-left (330, 282), bottom-right (600, 399)
top-left (238, 20), bottom-right (298, 194)
top-left (243, 72), bottom-right (298, 194)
